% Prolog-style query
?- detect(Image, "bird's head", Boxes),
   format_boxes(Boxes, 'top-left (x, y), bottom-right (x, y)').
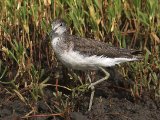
top-left (50, 19), bottom-right (67, 36)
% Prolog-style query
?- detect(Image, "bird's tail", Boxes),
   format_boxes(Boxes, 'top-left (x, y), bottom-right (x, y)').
top-left (131, 50), bottom-right (143, 55)
top-left (131, 50), bottom-right (143, 60)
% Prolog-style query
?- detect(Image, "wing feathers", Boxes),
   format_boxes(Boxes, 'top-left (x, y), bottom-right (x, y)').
top-left (64, 35), bottom-right (142, 59)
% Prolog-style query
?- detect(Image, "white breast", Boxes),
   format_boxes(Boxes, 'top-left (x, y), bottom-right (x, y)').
top-left (51, 37), bottom-right (60, 49)
top-left (51, 37), bottom-right (64, 55)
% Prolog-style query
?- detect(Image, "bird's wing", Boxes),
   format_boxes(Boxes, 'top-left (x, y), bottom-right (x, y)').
top-left (64, 35), bottom-right (142, 59)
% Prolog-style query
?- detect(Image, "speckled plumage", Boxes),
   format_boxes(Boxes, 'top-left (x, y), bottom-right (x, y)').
top-left (62, 34), bottom-right (142, 58)
top-left (50, 19), bottom-right (142, 70)
top-left (49, 18), bottom-right (142, 111)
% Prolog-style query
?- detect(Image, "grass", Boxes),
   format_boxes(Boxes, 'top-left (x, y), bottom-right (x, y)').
top-left (0, 0), bottom-right (160, 118)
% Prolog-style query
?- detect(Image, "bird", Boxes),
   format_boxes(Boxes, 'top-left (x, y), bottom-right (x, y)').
top-left (49, 18), bottom-right (142, 111)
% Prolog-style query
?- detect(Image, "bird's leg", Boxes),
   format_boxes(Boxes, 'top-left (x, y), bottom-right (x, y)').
top-left (88, 67), bottom-right (110, 88)
top-left (87, 74), bottom-right (95, 111)
top-left (88, 67), bottom-right (110, 111)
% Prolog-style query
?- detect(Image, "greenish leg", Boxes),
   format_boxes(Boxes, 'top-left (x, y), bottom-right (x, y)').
top-left (88, 67), bottom-right (110, 111)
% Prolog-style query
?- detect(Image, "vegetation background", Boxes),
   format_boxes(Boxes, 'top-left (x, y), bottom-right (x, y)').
top-left (0, 0), bottom-right (160, 119)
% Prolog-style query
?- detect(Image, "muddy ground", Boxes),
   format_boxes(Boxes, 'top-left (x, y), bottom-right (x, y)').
top-left (0, 68), bottom-right (160, 120)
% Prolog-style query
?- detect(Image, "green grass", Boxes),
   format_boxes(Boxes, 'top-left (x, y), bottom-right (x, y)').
top-left (0, 0), bottom-right (160, 117)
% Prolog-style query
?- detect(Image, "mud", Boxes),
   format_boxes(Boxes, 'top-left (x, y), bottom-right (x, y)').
top-left (0, 68), bottom-right (160, 120)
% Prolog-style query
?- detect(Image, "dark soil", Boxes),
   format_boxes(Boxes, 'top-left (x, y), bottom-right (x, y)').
top-left (0, 68), bottom-right (160, 120)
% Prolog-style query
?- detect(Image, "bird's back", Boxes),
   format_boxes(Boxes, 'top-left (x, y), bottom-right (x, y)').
top-left (63, 34), bottom-right (142, 59)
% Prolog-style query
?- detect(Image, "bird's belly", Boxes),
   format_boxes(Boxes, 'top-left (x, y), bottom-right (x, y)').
top-left (57, 50), bottom-right (138, 71)
top-left (58, 51), bottom-right (100, 70)
top-left (58, 50), bottom-right (107, 70)
top-left (59, 54), bottom-right (99, 70)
